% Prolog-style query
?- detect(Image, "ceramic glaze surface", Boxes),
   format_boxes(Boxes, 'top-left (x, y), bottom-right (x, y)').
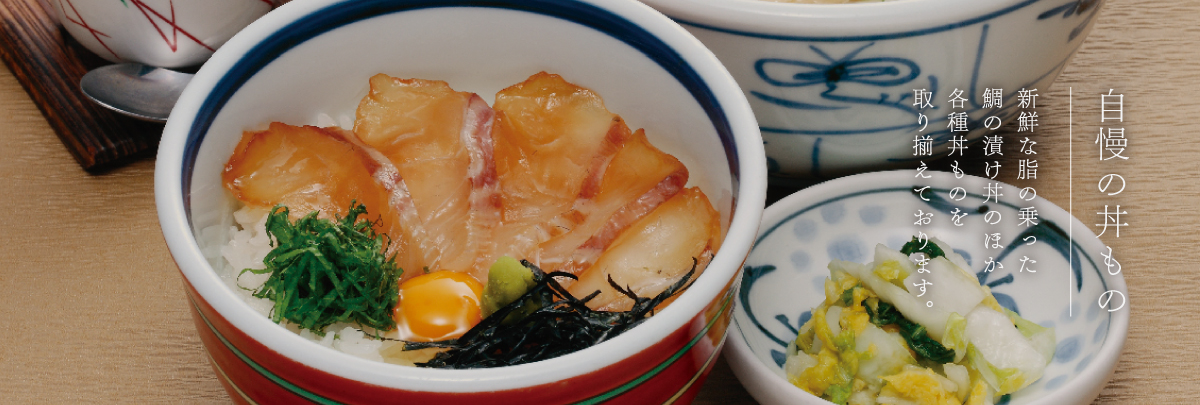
top-left (642, 0), bottom-right (1103, 179)
top-left (52, 0), bottom-right (274, 67)
top-left (155, 0), bottom-right (766, 402)
top-left (726, 170), bottom-right (1127, 405)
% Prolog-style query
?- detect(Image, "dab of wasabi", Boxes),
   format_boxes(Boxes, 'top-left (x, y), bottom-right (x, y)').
top-left (480, 255), bottom-right (537, 318)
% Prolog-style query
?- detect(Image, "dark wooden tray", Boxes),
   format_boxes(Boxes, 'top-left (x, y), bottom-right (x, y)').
top-left (0, 0), bottom-right (163, 173)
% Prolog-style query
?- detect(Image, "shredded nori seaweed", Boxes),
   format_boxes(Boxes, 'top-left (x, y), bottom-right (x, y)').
top-left (403, 259), bottom-right (697, 368)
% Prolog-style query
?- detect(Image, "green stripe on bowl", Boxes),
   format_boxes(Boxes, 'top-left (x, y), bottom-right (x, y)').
top-left (572, 290), bottom-right (734, 405)
top-left (662, 317), bottom-right (729, 405)
top-left (190, 288), bottom-right (733, 405)
top-left (191, 295), bottom-right (342, 404)
top-left (204, 345), bottom-right (261, 405)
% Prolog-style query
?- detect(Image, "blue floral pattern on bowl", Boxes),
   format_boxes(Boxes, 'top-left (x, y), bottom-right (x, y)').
top-left (660, 0), bottom-right (1105, 178)
top-left (729, 170), bottom-right (1128, 404)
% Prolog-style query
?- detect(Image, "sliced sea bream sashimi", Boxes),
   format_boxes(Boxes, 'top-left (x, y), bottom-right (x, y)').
top-left (221, 123), bottom-right (424, 275)
top-left (537, 123), bottom-right (688, 274)
top-left (490, 72), bottom-right (622, 263)
top-left (491, 72), bottom-right (687, 274)
top-left (567, 187), bottom-right (722, 311)
top-left (354, 74), bottom-right (501, 282)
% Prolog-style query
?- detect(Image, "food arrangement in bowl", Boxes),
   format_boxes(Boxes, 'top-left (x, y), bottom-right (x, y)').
top-left (640, 0), bottom-right (1103, 179)
top-left (782, 238), bottom-right (1056, 405)
top-left (155, 0), bottom-right (766, 403)
top-left (219, 71), bottom-right (725, 367)
top-left (725, 171), bottom-right (1128, 405)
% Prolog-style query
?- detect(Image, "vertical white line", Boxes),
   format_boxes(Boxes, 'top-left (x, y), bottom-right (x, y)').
top-left (1069, 87), bottom-right (1074, 317)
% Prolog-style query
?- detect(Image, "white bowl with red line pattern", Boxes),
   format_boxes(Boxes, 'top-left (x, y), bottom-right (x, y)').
top-left (52, 0), bottom-right (280, 68)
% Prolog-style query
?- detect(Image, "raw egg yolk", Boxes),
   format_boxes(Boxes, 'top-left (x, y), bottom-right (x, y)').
top-left (394, 271), bottom-right (484, 342)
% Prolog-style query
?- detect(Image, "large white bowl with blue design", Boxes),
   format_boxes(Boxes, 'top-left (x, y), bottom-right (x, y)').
top-left (641, 0), bottom-right (1102, 179)
top-left (725, 170), bottom-right (1127, 404)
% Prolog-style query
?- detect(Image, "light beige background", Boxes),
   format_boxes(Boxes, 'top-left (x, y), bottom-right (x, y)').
top-left (0, 0), bottom-right (1192, 402)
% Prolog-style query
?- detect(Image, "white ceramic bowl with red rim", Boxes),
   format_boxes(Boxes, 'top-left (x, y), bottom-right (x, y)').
top-left (640, 0), bottom-right (1102, 180)
top-left (52, 0), bottom-right (279, 68)
top-left (725, 170), bottom-right (1128, 404)
top-left (154, 0), bottom-right (767, 403)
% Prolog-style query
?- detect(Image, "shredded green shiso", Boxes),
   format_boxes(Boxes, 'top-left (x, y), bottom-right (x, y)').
top-left (240, 202), bottom-right (402, 335)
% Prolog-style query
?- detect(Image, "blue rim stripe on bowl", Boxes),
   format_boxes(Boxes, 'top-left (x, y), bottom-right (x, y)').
top-left (740, 185), bottom-right (1110, 353)
top-left (753, 186), bottom-right (1107, 291)
top-left (180, 0), bottom-right (737, 220)
top-left (670, 0), bottom-right (1046, 42)
top-left (190, 289), bottom-right (735, 404)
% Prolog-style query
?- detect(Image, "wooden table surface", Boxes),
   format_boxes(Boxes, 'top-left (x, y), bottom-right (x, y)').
top-left (0, 0), bottom-right (1193, 402)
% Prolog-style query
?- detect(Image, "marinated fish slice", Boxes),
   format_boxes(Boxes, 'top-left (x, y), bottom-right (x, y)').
top-left (538, 126), bottom-right (688, 274)
top-left (535, 116), bottom-right (635, 243)
top-left (492, 72), bottom-right (618, 220)
top-left (490, 72), bottom-right (622, 262)
top-left (352, 136), bottom-right (432, 282)
top-left (354, 74), bottom-right (500, 282)
top-left (222, 123), bottom-right (424, 274)
top-left (567, 187), bottom-right (721, 311)
top-left (461, 95), bottom-right (503, 278)
top-left (223, 123), bottom-right (386, 222)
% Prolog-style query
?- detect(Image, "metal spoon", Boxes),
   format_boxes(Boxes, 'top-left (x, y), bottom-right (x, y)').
top-left (80, 63), bottom-right (194, 123)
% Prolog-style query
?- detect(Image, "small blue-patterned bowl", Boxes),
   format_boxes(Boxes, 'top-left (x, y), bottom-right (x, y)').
top-left (725, 170), bottom-right (1128, 405)
top-left (640, 0), bottom-right (1103, 179)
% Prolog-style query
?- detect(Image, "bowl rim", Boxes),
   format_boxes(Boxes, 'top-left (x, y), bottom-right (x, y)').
top-left (154, 0), bottom-right (767, 394)
top-left (50, 0), bottom-right (273, 67)
top-left (724, 169), bottom-right (1129, 405)
top-left (640, 0), bottom-right (1064, 40)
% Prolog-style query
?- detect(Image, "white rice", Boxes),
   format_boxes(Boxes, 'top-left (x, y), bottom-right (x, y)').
top-left (217, 205), bottom-right (386, 363)
top-left (195, 110), bottom-right (431, 365)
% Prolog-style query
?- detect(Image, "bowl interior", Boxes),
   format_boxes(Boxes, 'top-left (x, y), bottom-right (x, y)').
top-left (640, 0), bottom-right (1031, 38)
top-left (732, 170), bottom-right (1127, 404)
top-left (161, 0), bottom-right (763, 393)
top-left (186, 4), bottom-right (737, 240)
